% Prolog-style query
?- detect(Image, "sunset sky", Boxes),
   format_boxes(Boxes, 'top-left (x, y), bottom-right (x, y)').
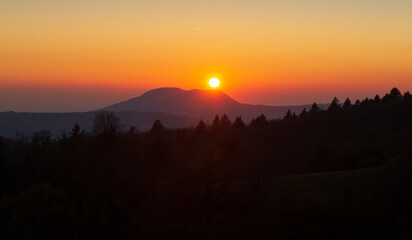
top-left (1, 0), bottom-right (411, 111)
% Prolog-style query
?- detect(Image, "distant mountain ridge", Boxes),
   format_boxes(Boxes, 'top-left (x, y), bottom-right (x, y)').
top-left (0, 87), bottom-right (326, 138)
top-left (104, 87), bottom-right (319, 122)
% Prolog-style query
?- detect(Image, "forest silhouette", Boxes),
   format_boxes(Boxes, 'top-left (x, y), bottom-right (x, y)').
top-left (1, 88), bottom-right (412, 239)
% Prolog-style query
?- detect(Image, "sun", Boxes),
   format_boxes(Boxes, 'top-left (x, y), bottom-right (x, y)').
top-left (209, 78), bottom-right (220, 88)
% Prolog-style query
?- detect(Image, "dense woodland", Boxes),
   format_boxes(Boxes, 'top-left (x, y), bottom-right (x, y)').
top-left (1, 88), bottom-right (412, 239)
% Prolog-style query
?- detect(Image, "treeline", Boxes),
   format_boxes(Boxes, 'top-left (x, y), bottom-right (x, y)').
top-left (0, 88), bottom-right (412, 239)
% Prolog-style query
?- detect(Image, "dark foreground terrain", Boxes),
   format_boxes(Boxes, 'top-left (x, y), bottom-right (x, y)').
top-left (1, 88), bottom-right (412, 239)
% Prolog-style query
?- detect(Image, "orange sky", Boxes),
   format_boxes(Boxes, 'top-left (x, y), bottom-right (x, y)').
top-left (1, 0), bottom-right (412, 111)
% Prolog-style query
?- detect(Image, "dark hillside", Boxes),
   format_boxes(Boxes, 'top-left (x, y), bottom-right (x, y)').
top-left (1, 88), bottom-right (412, 239)
top-left (141, 164), bottom-right (412, 239)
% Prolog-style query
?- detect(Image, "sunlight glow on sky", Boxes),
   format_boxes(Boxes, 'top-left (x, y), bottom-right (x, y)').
top-left (1, 0), bottom-right (411, 111)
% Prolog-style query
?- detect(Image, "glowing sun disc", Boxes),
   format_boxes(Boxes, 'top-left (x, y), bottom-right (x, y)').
top-left (209, 78), bottom-right (220, 88)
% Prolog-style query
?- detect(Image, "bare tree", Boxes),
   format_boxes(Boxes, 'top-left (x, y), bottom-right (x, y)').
top-left (93, 111), bottom-right (121, 136)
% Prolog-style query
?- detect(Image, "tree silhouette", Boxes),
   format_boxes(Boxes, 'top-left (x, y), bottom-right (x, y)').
top-left (196, 120), bottom-right (206, 132)
top-left (299, 107), bottom-right (307, 117)
top-left (328, 97), bottom-right (340, 111)
top-left (404, 91), bottom-right (412, 103)
top-left (151, 120), bottom-right (164, 133)
top-left (0, 137), bottom-right (5, 190)
top-left (31, 130), bottom-right (52, 146)
top-left (70, 123), bottom-right (85, 139)
top-left (212, 115), bottom-right (220, 130)
top-left (93, 111), bottom-right (121, 136)
top-left (360, 97), bottom-right (371, 107)
top-left (220, 114), bottom-right (232, 128)
top-left (250, 114), bottom-right (268, 127)
top-left (232, 116), bottom-right (246, 129)
top-left (373, 94), bottom-right (381, 103)
top-left (128, 125), bottom-right (138, 135)
top-left (310, 103), bottom-right (320, 113)
top-left (390, 87), bottom-right (402, 98)
top-left (343, 98), bottom-right (352, 110)
top-left (283, 109), bottom-right (296, 121)
top-left (383, 87), bottom-right (402, 102)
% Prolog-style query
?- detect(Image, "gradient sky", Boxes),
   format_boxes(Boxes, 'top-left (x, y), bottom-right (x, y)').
top-left (1, 0), bottom-right (411, 111)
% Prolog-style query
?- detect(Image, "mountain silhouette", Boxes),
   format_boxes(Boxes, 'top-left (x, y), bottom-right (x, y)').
top-left (104, 87), bottom-right (318, 122)
top-left (0, 88), bottom-right (326, 138)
